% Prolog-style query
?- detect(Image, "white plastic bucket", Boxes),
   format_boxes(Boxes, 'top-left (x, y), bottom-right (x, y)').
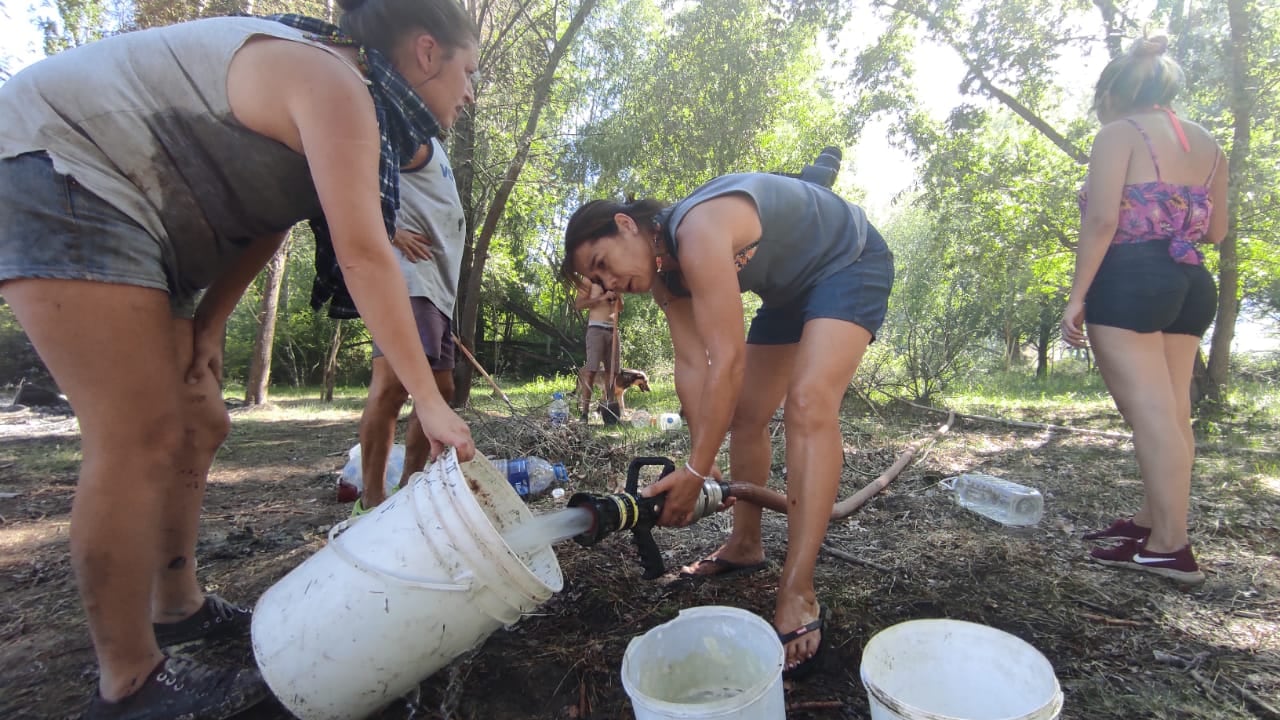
top-left (621, 606), bottom-right (785, 720)
top-left (860, 619), bottom-right (1063, 720)
top-left (251, 449), bottom-right (563, 720)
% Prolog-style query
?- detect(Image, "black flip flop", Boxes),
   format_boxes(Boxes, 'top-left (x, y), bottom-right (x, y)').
top-left (677, 557), bottom-right (768, 581)
top-left (780, 602), bottom-right (830, 680)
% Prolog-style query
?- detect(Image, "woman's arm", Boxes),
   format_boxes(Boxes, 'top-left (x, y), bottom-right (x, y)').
top-left (229, 39), bottom-right (474, 458)
top-left (1063, 124), bottom-right (1129, 348)
top-left (1206, 146), bottom-right (1229, 245)
top-left (642, 196), bottom-right (757, 526)
top-left (186, 230), bottom-right (290, 385)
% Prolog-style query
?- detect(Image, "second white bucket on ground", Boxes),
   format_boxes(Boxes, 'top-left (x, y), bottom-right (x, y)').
top-left (621, 605), bottom-right (785, 720)
top-left (860, 618), bottom-right (1063, 720)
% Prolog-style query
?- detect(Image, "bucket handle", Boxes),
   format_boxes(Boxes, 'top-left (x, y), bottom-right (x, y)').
top-left (328, 519), bottom-right (471, 593)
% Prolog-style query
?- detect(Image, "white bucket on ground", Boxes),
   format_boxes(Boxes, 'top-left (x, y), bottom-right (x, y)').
top-left (251, 449), bottom-right (563, 720)
top-left (860, 619), bottom-right (1063, 720)
top-left (621, 606), bottom-right (785, 720)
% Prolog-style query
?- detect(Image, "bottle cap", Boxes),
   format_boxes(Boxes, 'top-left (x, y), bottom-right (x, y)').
top-left (551, 488), bottom-right (566, 499)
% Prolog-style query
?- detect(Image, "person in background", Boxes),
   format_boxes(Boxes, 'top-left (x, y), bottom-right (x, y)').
top-left (0, 0), bottom-right (478, 716)
top-left (353, 136), bottom-right (469, 516)
top-left (561, 172), bottom-right (894, 677)
top-left (1064, 36), bottom-right (1227, 585)
top-left (574, 281), bottom-right (622, 421)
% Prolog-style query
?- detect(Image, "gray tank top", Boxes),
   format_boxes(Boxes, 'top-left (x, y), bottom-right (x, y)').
top-left (658, 173), bottom-right (868, 306)
top-left (395, 138), bottom-right (466, 317)
top-left (0, 17), bottom-right (341, 298)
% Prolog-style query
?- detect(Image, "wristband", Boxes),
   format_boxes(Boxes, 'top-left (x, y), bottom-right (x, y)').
top-left (684, 462), bottom-right (712, 482)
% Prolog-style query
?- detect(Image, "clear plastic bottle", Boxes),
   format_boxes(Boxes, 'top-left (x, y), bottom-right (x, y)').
top-left (548, 392), bottom-right (570, 426)
top-left (948, 473), bottom-right (1044, 526)
top-left (337, 443), bottom-right (405, 501)
top-left (629, 410), bottom-right (652, 428)
top-left (492, 456), bottom-right (568, 498)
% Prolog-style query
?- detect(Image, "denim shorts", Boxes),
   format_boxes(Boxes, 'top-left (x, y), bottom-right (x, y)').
top-left (747, 224), bottom-right (895, 345)
top-left (0, 152), bottom-right (195, 316)
top-left (1085, 240), bottom-right (1217, 337)
top-left (371, 297), bottom-right (456, 370)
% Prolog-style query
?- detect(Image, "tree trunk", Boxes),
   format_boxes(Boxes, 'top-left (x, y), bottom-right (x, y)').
top-left (451, 111), bottom-right (478, 406)
top-left (322, 320), bottom-right (342, 403)
top-left (243, 241), bottom-right (288, 405)
top-left (453, 0), bottom-right (599, 404)
top-left (1205, 0), bottom-right (1251, 402)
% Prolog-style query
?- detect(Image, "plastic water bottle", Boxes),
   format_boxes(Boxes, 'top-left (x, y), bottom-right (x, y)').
top-left (947, 473), bottom-right (1044, 526)
top-left (549, 392), bottom-right (570, 426)
top-left (492, 456), bottom-right (568, 498)
top-left (337, 443), bottom-right (405, 501)
top-left (629, 410), bottom-right (652, 428)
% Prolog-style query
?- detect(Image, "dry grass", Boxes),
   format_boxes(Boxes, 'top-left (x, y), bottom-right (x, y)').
top-left (0, 390), bottom-right (1276, 719)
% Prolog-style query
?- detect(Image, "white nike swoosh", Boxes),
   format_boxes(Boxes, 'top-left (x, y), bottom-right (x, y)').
top-left (1132, 554), bottom-right (1171, 564)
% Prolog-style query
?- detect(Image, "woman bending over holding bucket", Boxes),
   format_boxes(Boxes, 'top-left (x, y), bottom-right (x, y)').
top-left (562, 173), bottom-right (894, 676)
top-left (1064, 37), bottom-right (1227, 585)
top-left (0, 0), bottom-right (477, 716)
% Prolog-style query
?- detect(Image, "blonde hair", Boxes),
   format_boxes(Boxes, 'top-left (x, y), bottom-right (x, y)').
top-left (1093, 35), bottom-right (1185, 114)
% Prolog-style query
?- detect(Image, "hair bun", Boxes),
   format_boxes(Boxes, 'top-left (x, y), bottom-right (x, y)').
top-left (1130, 35), bottom-right (1169, 57)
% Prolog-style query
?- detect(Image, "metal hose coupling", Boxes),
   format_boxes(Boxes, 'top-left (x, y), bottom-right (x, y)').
top-left (566, 457), bottom-right (729, 579)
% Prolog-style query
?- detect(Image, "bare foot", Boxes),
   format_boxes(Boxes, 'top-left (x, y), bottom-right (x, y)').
top-left (678, 541), bottom-right (764, 578)
top-left (775, 591), bottom-right (822, 671)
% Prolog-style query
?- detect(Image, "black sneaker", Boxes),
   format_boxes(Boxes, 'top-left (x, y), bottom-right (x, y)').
top-left (153, 595), bottom-right (252, 648)
top-left (83, 655), bottom-right (268, 720)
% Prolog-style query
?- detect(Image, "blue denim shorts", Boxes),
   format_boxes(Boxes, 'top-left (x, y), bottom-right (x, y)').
top-left (747, 224), bottom-right (895, 344)
top-left (0, 152), bottom-right (194, 316)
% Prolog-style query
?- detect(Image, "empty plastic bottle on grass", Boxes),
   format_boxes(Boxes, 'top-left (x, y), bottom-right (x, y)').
top-left (336, 443), bottom-right (405, 502)
top-left (946, 473), bottom-right (1044, 527)
top-left (548, 392), bottom-right (570, 426)
top-left (492, 456), bottom-right (568, 498)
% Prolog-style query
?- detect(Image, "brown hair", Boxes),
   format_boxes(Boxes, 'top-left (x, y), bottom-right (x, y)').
top-left (1093, 35), bottom-right (1184, 115)
top-left (560, 198), bottom-right (667, 283)
top-left (337, 0), bottom-right (478, 57)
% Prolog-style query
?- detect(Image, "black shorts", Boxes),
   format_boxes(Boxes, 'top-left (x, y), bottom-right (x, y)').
top-left (371, 297), bottom-right (456, 369)
top-left (1085, 240), bottom-right (1217, 337)
top-left (746, 224), bottom-right (895, 345)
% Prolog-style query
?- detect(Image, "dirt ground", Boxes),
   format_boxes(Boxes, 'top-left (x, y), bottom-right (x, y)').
top-left (0, 394), bottom-right (1277, 720)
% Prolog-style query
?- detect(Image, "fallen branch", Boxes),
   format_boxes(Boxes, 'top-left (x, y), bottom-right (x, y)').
top-left (901, 399), bottom-right (1132, 441)
top-left (821, 543), bottom-right (892, 572)
top-left (1079, 611), bottom-right (1147, 627)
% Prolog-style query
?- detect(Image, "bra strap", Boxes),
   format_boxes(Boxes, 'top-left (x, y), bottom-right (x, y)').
top-left (1124, 118), bottom-right (1162, 182)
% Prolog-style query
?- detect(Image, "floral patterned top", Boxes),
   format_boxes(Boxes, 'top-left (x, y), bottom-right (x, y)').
top-left (1077, 114), bottom-right (1219, 266)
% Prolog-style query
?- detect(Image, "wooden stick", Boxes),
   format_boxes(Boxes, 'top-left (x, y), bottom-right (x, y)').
top-left (452, 333), bottom-right (517, 413)
top-left (821, 543), bottom-right (892, 572)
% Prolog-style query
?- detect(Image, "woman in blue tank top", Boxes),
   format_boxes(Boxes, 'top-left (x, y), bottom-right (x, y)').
top-left (1065, 37), bottom-right (1227, 586)
top-left (0, 1), bottom-right (478, 716)
top-left (562, 172), bottom-right (894, 677)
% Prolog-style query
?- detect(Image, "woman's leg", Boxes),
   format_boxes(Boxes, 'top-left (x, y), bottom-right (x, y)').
top-left (1088, 325), bottom-right (1192, 552)
top-left (358, 356), bottom-right (409, 508)
top-left (778, 318), bottom-right (872, 668)
top-left (4, 279), bottom-right (182, 701)
top-left (151, 317), bottom-right (232, 622)
top-left (680, 342), bottom-right (795, 574)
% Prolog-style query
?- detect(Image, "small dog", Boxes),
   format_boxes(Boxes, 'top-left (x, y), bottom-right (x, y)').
top-left (590, 368), bottom-right (650, 418)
